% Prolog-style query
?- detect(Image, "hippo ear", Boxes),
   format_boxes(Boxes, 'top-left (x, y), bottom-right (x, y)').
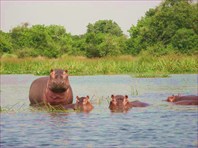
top-left (124, 95), bottom-right (129, 102)
top-left (123, 95), bottom-right (129, 105)
top-left (65, 70), bottom-right (68, 73)
top-left (76, 96), bottom-right (80, 102)
top-left (111, 95), bottom-right (117, 105)
top-left (86, 96), bottom-right (90, 99)
top-left (84, 97), bottom-right (89, 104)
top-left (62, 70), bottom-right (68, 79)
top-left (50, 69), bottom-right (55, 79)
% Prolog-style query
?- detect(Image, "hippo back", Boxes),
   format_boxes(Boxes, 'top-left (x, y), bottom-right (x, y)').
top-left (174, 99), bottom-right (198, 105)
top-left (29, 77), bottom-right (48, 105)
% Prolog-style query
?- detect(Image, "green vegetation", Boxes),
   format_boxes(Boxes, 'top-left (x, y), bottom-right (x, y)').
top-left (127, 0), bottom-right (198, 55)
top-left (0, 0), bottom-right (197, 77)
top-left (1, 54), bottom-right (197, 76)
top-left (0, 102), bottom-right (74, 113)
top-left (0, 0), bottom-right (197, 59)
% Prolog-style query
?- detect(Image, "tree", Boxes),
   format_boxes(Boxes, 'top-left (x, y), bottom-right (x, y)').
top-left (87, 20), bottom-right (123, 37)
top-left (0, 31), bottom-right (13, 54)
top-left (85, 33), bottom-right (126, 58)
top-left (9, 24), bottom-right (73, 58)
top-left (127, 0), bottom-right (198, 55)
top-left (85, 20), bottom-right (127, 57)
top-left (70, 35), bottom-right (86, 56)
top-left (11, 24), bottom-right (32, 49)
top-left (171, 28), bottom-right (198, 53)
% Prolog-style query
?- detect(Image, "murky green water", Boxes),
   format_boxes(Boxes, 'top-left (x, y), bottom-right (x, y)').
top-left (1, 74), bottom-right (198, 147)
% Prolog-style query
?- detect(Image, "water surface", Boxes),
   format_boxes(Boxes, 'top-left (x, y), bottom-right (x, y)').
top-left (1, 74), bottom-right (198, 147)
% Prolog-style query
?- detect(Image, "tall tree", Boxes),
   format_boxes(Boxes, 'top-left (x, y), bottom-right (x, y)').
top-left (127, 0), bottom-right (198, 55)
top-left (87, 20), bottom-right (123, 37)
top-left (85, 20), bottom-right (127, 57)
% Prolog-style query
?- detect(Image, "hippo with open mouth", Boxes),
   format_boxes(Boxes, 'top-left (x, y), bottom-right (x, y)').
top-left (29, 69), bottom-right (73, 106)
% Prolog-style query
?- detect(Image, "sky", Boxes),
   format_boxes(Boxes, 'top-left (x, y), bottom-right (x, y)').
top-left (1, 0), bottom-right (162, 36)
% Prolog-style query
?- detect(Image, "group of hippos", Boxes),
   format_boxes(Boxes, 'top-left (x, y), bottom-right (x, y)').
top-left (29, 69), bottom-right (198, 113)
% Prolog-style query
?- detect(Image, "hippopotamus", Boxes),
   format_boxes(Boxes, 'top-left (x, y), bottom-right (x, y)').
top-left (109, 95), bottom-right (149, 112)
top-left (166, 95), bottom-right (198, 105)
top-left (63, 96), bottom-right (94, 113)
top-left (166, 95), bottom-right (198, 102)
top-left (174, 100), bottom-right (198, 105)
top-left (29, 69), bottom-right (73, 106)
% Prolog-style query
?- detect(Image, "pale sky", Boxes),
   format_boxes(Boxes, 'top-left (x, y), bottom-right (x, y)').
top-left (1, 0), bottom-right (162, 36)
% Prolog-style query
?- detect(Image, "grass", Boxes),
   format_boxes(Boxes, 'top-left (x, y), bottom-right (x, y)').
top-left (0, 54), bottom-right (197, 77)
top-left (0, 102), bottom-right (75, 113)
top-left (134, 71), bottom-right (170, 78)
top-left (0, 96), bottom-right (106, 113)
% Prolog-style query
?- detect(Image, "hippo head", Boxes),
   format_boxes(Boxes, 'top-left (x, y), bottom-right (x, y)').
top-left (109, 95), bottom-right (130, 112)
top-left (167, 94), bottom-right (180, 102)
top-left (75, 96), bottom-right (93, 112)
top-left (167, 95), bottom-right (175, 102)
top-left (48, 69), bottom-right (70, 93)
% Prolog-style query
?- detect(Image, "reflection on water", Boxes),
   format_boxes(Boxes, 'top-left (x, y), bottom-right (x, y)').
top-left (0, 74), bottom-right (198, 147)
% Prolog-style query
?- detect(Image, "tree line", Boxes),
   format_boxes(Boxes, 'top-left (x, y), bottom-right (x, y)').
top-left (0, 0), bottom-right (197, 58)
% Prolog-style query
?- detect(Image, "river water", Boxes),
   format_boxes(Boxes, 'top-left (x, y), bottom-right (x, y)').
top-left (0, 74), bottom-right (198, 147)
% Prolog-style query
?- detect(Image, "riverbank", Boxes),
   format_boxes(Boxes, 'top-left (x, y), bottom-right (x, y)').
top-left (0, 54), bottom-right (197, 77)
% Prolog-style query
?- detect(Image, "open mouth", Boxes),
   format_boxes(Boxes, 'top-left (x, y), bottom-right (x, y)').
top-left (50, 87), bottom-right (67, 93)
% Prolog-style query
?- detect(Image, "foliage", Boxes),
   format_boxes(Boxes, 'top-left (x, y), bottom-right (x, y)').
top-left (70, 35), bottom-right (86, 56)
top-left (5, 24), bottom-right (73, 58)
top-left (85, 33), bottom-right (127, 57)
top-left (15, 47), bottom-right (38, 58)
top-left (0, 31), bottom-right (13, 56)
top-left (87, 20), bottom-right (123, 36)
top-left (0, 0), bottom-right (197, 58)
top-left (171, 28), bottom-right (198, 54)
top-left (1, 55), bottom-right (197, 76)
top-left (127, 0), bottom-right (198, 55)
top-left (85, 20), bottom-right (127, 57)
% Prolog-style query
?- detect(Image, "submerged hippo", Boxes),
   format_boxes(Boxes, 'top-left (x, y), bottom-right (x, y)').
top-left (166, 95), bottom-right (198, 105)
top-left (109, 95), bottom-right (149, 112)
top-left (29, 69), bottom-right (73, 106)
top-left (174, 100), bottom-right (198, 105)
top-left (166, 95), bottom-right (198, 102)
top-left (64, 96), bottom-right (94, 113)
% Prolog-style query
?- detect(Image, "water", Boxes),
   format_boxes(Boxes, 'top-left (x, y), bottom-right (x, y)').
top-left (1, 74), bottom-right (198, 148)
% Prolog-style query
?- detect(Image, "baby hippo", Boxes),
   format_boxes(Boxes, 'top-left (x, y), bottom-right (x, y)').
top-left (64, 96), bottom-right (94, 113)
top-left (166, 95), bottom-right (198, 105)
top-left (75, 96), bottom-right (94, 112)
top-left (109, 95), bottom-right (149, 112)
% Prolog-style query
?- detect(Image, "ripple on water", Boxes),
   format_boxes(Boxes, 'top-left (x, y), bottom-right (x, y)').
top-left (1, 74), bottom-right (198, 147)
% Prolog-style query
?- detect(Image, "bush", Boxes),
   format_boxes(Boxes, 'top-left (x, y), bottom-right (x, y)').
top-left (171, 28), bottom-right (198, 54)
top-left (15, 48), bottom-right (38, 58)
top-left (1, 53), bottom-right (18, 58)
top-left (146, 42), bottom-right (174, 56)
